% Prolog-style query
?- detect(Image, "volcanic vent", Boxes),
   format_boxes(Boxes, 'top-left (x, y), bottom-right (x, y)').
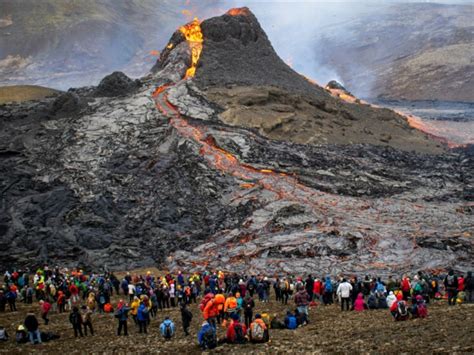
top-left (0, 8), bottom-right (472, 274)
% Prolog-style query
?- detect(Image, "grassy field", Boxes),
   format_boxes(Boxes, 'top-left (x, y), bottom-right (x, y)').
top-left (0, 85), bottom-right (59, 104)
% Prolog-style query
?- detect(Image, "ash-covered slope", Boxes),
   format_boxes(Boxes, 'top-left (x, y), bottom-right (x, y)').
top-left (185, 8), bottom-right (446, 153)
top-left (0, 8), bottom-right (472, 274)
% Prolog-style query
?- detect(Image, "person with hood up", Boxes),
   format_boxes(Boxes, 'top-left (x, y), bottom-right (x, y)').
top-left (284, 310), bottom-right (297, 329)
top-left (130, 296), bottom-right (140, 325)
top-left (386, 291), bottom-right (397, 308)
top-left (160, 317), bottom-right (175, 340)
top-left (198, 321), bottom-right (217, 350)
top-left (411, 295), bottom-right (428, 318)
top-left (323, 276), bottom-right (333, 305)
top-left (367, 292), bottom-right (378, 309)
top-left (337, 278), bottom-right (353, 311)
top-left (353, 293), bottom-right (367, 311)
top-left (243, 294), bottom-right (255, 329)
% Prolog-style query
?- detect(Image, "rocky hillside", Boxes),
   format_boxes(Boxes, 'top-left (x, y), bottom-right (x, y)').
top-left (315, 3), bottom-right (474, 102)
top-left (0, 8), bottom-right (472, 274)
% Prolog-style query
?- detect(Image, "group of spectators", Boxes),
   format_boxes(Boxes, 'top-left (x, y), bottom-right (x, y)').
top-left (0, 266), bottom-right (472, 349)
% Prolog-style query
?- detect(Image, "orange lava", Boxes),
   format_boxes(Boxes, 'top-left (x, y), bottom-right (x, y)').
top-left (227, 8), bottom-right (251, 16)
top-left (179, 17), bottom-right (203, 79)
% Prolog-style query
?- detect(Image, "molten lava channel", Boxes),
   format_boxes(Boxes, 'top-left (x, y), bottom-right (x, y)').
top-left (179, 17), bottom-right (203, 79)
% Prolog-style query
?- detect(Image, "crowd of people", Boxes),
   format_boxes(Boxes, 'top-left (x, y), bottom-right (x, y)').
top-left (0, 266), bottom-right (472, 349)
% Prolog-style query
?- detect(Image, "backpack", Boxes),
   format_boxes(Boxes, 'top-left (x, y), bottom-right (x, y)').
top-left (417, 303), bottom-right (428, 318)
top-left (201, 327), bottom-right (217, 349)
top-left (199, 294), bottom-right (213, 311)
top-left (233, 324), bottom-right (246, 344)
top-left (0, 328), bottom-right (7, 341)
top-left (99, 295), bottom-right (106, 305)
top-left (287, 316), bottom-right (297, 330)
top-left (279, 281), bottom-right (287, 291)
top-left (164, 323), bottom-right (173, 339)
top-left (397, 301), bottom-right (408, 317)
top-left (251, 322), bottom-right (265, 342)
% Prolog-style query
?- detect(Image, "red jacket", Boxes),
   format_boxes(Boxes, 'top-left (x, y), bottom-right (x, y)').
top-left (41, 301), bottom-right (52, 314)
top-left (390, 293), bottom-right (404, 312)
top-left (226, 321), bottom-right (247, 343)
top-left (401, 278), bottom-right (411, 292)
top-left (458, 277), bottom-right (465, 291)
top-left (313, 280), bottom-right (322, 295)
top-left (69, 284), bottom-right (79, 295)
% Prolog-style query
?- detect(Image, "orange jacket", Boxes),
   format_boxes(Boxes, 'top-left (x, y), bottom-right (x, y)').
top-left (224, 297), bottom-right (237, 312)
top-left (203, 299), bottom-right (218, 320)
top-left (250, 318), bottom-right (267, 333)
top-left (214, 294), bottom-right (226, 311)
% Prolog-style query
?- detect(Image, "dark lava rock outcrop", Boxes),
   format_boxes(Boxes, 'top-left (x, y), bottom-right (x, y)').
top-left (0, 8), bottom-right (472, 274)
top-left (94, 71), bottom-right (140, 97)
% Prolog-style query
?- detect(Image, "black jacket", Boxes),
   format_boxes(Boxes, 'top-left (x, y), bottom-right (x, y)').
top-left (24, 315), bottom-right (39, 332)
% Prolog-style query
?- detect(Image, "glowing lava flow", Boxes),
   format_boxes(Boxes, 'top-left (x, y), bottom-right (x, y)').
top-left (179, 18), bottom-right (203, 78)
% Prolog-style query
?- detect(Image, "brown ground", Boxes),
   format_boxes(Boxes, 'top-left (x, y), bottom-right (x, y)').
top-left (0, 85), bottom-right (59, 104)
top-left (1, 272), bottom-right (472, 354)
top-left (206, 86), bottom-right (446, 154)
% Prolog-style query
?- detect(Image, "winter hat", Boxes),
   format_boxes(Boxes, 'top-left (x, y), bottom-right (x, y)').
top-left (231, 313), bottom-right (240, 321)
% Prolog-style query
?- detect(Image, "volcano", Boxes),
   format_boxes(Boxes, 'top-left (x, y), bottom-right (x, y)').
top-left (0, 8), bottom-right (472, 275)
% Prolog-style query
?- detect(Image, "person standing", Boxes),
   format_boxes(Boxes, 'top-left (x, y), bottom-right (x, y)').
top-left (465, 271), bottom-right (474, 303)
top-left (81, 305), bottom-right (94, 336)
top-left (115, 301), bottom-right (130, 336)
top-left (180, 303), bottom-right (193, 336)
top-left (294, 286), bottom-right (310, 318)
top-left (444, 270), bottom-right (459, 306)
top-left (243, 294), bottom-right (255, 329)
top-left (69, 306), bottom-right (83, 337)
top-left (337, 278), bottom-right (353, 311)
top-left (137, 301), bottom-right (149, 334)
top-left (39, 300), bottom-right (51, 325)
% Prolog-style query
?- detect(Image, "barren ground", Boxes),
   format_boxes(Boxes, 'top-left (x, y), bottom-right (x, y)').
top-left (1, 272), bottom-right (473, 354)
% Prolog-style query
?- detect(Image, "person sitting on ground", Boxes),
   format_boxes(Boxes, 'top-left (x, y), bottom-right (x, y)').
top-left (226, 313), bottom-right (247, 344)
top-left (270, 314), bottom-right (286, 329)
top-left (181, 303), bottom-right (193, 336)
top-left (249, 314), bottom-right (269, 343)
top-left (16, 325), bottom-right (28, 344)
top-left (198, 321), bottom-right (217, 350)
top-left (160, 317), bottom-right (175, 340)
top-left (386, 291), bottom-right (397, 309)
top-left (24, 312), bottom-right (41, 344)
top-left (367, 292), bottom-right (378, 310)
top-left (390, 293), bottom-right (409, 321)
top-left (0, 326), bottom-right (8, 341)
top-left (294, 308), bottom-right (309, 327)
top-left (353, 293), bottom-right (367, 311)
top-left (411, 295), bottom-right (428, 318)
top-left (376, 289), bottom-right (388, 309)
top-left (284, 310), bottom-right (297, 330)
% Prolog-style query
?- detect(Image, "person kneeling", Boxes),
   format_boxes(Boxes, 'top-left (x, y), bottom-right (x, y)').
top-left (198, 321), bottom-right (217, 350)
top-left (160, 317), bottom-right (175, 340)
top-left (226, 313), bottom-right (247, 344)
top-left (249, 314), bottom-right (269, 343)
top-left (390, 294), bottom-right (409, 321)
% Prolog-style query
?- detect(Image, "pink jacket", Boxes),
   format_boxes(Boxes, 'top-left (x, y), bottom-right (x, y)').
top-left (354, 293), bottom-right (366, 311)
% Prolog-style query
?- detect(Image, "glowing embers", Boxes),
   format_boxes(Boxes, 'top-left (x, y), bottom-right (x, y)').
top-left (179, 18), bottom-right (203, 79)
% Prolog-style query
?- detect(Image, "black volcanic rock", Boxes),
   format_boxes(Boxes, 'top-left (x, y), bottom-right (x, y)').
top-left (195, 8), bottom-right (329, 99)
top-left (94, 71), bottom-right (139, 97)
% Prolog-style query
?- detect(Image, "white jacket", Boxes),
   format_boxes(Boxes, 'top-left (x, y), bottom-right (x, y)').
top-left (386, 291), bottom-right (397, 308)
top-left (337, 282), bottom-right (353, 298)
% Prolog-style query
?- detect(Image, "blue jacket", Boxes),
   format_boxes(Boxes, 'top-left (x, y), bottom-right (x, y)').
top-left (325, 277), bottom-right (333, 292)
top-left (198, 323), bottom-right (216, 344)
top-left (160, 319), bottom-right (175, 337)
top-left (137, 304), bottom-right (148, 322)
top-left (116, 306), bottom-right (130, 321)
